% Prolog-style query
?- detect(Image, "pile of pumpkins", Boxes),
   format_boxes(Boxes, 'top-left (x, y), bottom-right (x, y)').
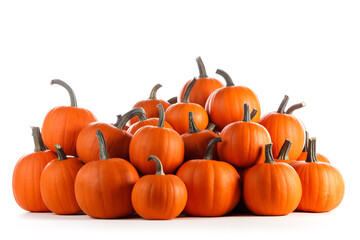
top-left (12, 57), bottom-right (345, 220)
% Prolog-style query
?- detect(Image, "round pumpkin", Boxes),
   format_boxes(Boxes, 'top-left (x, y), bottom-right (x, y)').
top-left (297, 131), bottom-right (330, 163)
top-left (131, 155), bottom-right (187, 220)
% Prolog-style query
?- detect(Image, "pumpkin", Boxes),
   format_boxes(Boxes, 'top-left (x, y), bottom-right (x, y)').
top-left (129, 84), bottom-right (170, 125)
top-left (166, 78), bottom-right (209, 134)
top-left (297, 131), bottom-right (330, 163)
top-left (205, 69), bottom-right (261, 129)
top-left (76, 108), bottom-right (144, 163)
top-left (243, 143), bottom-right (302, 215)
top-left (290, 138), bottom-right (344, 212)
top-left (40, 144), bottom-right (83, 214)
top-left (179, 56), bottom-right (224, 107)
top-left (41, 79), bottom-right (97, 156)
top-left (130, 104), bottom-right (184, 175)
top-left (176, 137), bottom-right (241, 217)
top-left (12, 127), bottom-right (57, 212)
top-left (259, 95), bottom-right (306, 160)
top-left (274, 139), bottom-right (296, 164)
top-left (131, 155), bottom-right (187, 220)
top-left (181, 112), bottom-right (219, 162)
top-left (75, 130), bottom-right (139, 218)
top-left (217, 103), bottom-right (271, 168)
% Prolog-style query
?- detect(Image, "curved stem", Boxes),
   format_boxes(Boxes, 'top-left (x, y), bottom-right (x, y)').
top-left (149, 84), bottom-right (162, 100)
top-left (242, 103), bottom-right (251, 122)
top-left (276, 140), bottom-right (292, 160)
top-left (182, 78), bottom-right (197, 103)
top-left (55, 144), bottom-right (67, 161)
top-left (216, 69), bottom-right (234, 87)
top-left (114, 114), bottom-right (123, 127)
top-left (196, 56), bottom-right (208, 78)
top-left (167, 96), bottom-right (177, 104)
top-left (156, 104), bottom-right (165, 128)
top-left (203, 137), bottom-right (222, 160)
top-left (277, 95), bottom-right (289, 114)
top-left (306, 137), bottom-right (318, 163)
top-left (264, 143), bottom-right (275, 163)
top-left (285, 102), bottom-right (306, 114)
top-left (188, 112), bottom-right (200, 133)
top-left (51, 79), bottom-right (77, 107)
top-left (250, 108), bottom-right (258, 120)
top-left (114, 108), bottom-right (146, 129)
top-left (148, 155), bottom-right (165, 175)
top-left (31, 126), bottom-right (47, 152)
top-left (96, 130), bottom-right (110, 160)
top-left (206, 123), bottom-right (216, 132)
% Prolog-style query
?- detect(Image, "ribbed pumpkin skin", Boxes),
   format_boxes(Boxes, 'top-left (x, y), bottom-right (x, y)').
top-left (165, 103), bottom-right (209, 135)
top-left (179, 78), bottom-right (224, 108)
top-left (217, 122), bottom-right (271, 168)
top-left (243, 163), bottom-right (302, 215)
top-left (42, 106), bottom-right (97, 156)
top-left (259, 112), bottom-right (305, 160)
top-left (290, 161), bottom-right (344, 212)
top-left (176, 160), bottom-right (241, 217)
top-left (205, 86), bottom-right (261, 129)
top-left (129, 100), bottom-right (170, 125)
top-left (76, 122), bottom-right (132, 163)
top-left (127, 118), bottom-right (173, 135)
top-left (74, 158), bottom-right (139, 219)
top-left (12, 150), bottom-right (56, 212)
top-left (131, 175), bottom-right (187, 220)
top-left (129, 127), bottom-right (184, 175)
top-left (40, 157), bottom-right (83, 214)
top-left (297, 152), bottom-right (330, 163)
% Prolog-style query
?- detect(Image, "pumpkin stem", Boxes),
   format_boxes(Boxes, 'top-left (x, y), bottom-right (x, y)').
top-left (196, 56), bottom-right (208, 78)
top-left (206, 123), bottom-right (216, 132)
top-left (51, 79), bottom-right (78, 107)
top-left (188, 112), bottom-right (200, 133)
top-left (148, 155), bottom-right (165, 175)
top-left (203, 137), bottom-right (222, 160)
top-left (216, 69), bottom-right (234, 87)
top-left (167, 96), bottom-right (177, 104)
top-left (264, 143), bottom-right (276, 163)
top-left (149, 84), bottom-right (162, 100)
top-left (31, 126), bottom-right (47, 152)
top-left (250, 108), bottom-right (258, 120)
top-left (277, 95), bottom-right (289, 114)
top-left (156, 104), bottom-right (165, 128)
top-left (55, 144), bottom-right (68, 161)
top-left (306, 137), bottom-right (318, 163)
top-left (182, 78), bottom-right (197, 103)
top-left (276, 140), bottom-right (292, 160)
top-left (302, 131), bottom-right (309, 152)
top-left (114, 114), bottom-right (123, 127)
top-left (114, 108), bottom-right (146, 129)
top-left (285, 102), bottom-right (306, 114)
top-left (96, 130), bottom-right (110, 160)
top-left (242, 103), bottom-right (251, 122)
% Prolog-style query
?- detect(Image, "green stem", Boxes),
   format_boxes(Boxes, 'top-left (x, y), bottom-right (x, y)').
top-left (264, 143), bottom-right (276, 163)
top-left (276, 140), bottom-right (292, 160)
top-left (149, 84), bottom-right (162, 100)
top-left (156, 104), bottom-right (165, 128)
top-left (242, 103), bottom-right (251, 122)
top-left (51, 79), bottom-right (77, 107)
top-left (31, 127), bottom-right (47, 152)
top-left (216, 69), bottom-right (234, 87)
top-left (55, 144), bottom-right (67, 161)
top-left (114, 108), bottom-right (146, 129)
top-left (96, 130), bottom-right (110, 160)
top-left (196, 56), bottom-right (208, 78)
top-left (148, 155), bottom-right (165, 175)
top-left (188, 112), bottom-right (200, 133)
top-left (306, 137), bottom-right (318, 163)
top-left (277, 95), bottom-right (289, 114)
top-left (182, 78), bottom-right (197, 103)
top-left (167, 96), bottom-right (177, 104)
top-left (285, 102), bottom-right (306, 114)
top-left (250, 108), bottom-right (258, 120)
top-left (203, 137), bottom-right (222, 160)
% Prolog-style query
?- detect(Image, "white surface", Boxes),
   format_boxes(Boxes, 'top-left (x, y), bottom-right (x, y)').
top-left (1, 0), bottom-right (360, 239)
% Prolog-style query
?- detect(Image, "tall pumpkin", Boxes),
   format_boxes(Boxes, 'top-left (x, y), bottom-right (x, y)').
top-left (41, 80), bottom-right (97, 156)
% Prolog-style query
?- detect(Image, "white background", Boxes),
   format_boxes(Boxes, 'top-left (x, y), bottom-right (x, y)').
top-left (1, 0), bottom-right (359, 239)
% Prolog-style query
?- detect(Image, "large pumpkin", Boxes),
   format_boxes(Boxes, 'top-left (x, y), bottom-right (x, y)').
top-left (41, 80), bottom-right (97, 156)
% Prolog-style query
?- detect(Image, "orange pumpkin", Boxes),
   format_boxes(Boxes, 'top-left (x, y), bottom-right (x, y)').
top-left (176, 137), bottom-right (241, 217)
top-left (75, 130), bottom-right (139, 218)
top-left (179, 57), bottom-right (224, 107)
top-left (129, 84), bottom-right (170, 125)
top-left (41, 80), bottom-right (97, 156)
top-left (12, 127), bottom-right (57, 212)
top-left (130, 104), bottom-right (184, 175)
top-left (205, 69), bottom-right (261, 129)
top-left (243, 143), bottom-right (302, 215)
top-left (131, 155), bottom-right (187, 220)
top-left (217, 103), bottom-right (271, 168)
top-left (40, 144), bottom-right (83, 214)
top-left (274, 139), bottom-right (296, 164)
top-left (259, 95), bottom-right (306, 160)
top-left (297, 131), bottom-right (330, 163)
top-left (290, 138), bottom-right (344, 212)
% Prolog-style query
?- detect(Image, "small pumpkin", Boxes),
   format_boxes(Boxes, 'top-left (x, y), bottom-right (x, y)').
top-left (40, 144), bottom-right (83, 214)
top-left (179, 56), bottom-right (224, 107)
top-left (176, 137), bottom-right (241, 217)
top-left (41, 80), bottom-right (97, 156)
top-left (297, 131), bottom-right (330, 163)
top-left (131, 155), bottom-right (187, 220)
top-left (75, 130), bottom-right (139, 218)
top-left (243, 143), bottom-right (302, 215)
top-left (129, 84), bottom-right (170, 125)
top-left (290, 138), bottom-right (344, 212)
top-left (274, 139), bottom-right (296, 164)
top-left (12, 127), bottom-right (57, 212)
